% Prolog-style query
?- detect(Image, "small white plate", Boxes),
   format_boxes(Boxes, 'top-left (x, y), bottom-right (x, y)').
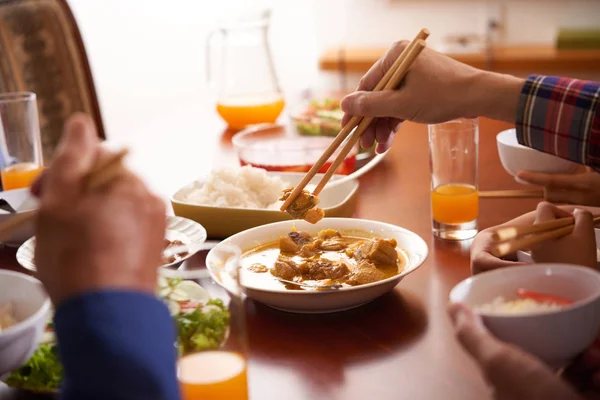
top-left (206, 218), bottom-right (429, 314)
top-left (16, 216), bottom-right (207, 273)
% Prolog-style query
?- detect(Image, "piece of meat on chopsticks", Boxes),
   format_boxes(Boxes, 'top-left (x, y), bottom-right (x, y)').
top-left (280, 187), bottom-right (325, 224)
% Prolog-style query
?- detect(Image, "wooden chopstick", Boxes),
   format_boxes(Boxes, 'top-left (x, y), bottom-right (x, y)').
top-left (0, 149), bottom-right (129, 241)
top-left (280, 28), bottom-right (430, 212)
top-left (489, 215), bottom-right (600, 257)
top-left (479, 189), bottom-right (544, 199)
top-left (313, 39), bottom-right (427, 196)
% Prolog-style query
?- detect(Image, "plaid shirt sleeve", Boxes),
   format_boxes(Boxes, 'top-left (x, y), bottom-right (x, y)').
top-left (516, 75), bottom-right (600, 170)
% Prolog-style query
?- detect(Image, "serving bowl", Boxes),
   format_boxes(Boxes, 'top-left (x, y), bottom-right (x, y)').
top-left (172, 172), bottom-right (359, 239)
top-left (450, 264), bottom-right (600, 368)
top-left (0, 270), bottom-right (51, 377)
top-left (0, 189), bottom-right (38, 246)
top-left (206, 218), bottom-right (428, 313)
top-left (16, 216), bottom-right (207, 272)
top-left (496, 129), bottom-right (579, 184)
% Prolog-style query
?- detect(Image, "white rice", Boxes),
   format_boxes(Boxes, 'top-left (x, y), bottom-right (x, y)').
top-left (475, 296), bottom-right (565, 315)
top-left (178, 166), bottom-right (287, 209)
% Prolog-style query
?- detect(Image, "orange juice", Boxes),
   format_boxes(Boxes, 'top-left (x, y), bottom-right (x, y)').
top-left (1, 162), bottom-right (43, 190)
top-left (178, 351), bottom-right (248, 400)
top-left (217, 93), bottom-right (284, 130)
top-left (431, 183), bottom-right (478, 224)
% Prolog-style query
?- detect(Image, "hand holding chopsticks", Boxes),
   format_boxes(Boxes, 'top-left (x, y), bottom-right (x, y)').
top-left (0, 148), bottom-right (129, 241)
top-left (280, 29), bottom-right (430, 213)
top-left (489, 210), bottom-right (600, 259)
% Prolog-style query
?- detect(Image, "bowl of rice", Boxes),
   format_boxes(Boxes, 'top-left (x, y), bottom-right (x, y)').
top-left (0, 270), bottom-right (51, 377)
top-left (449, 264), bottom-right (600, 368)
top-left (171, 166), bottom-right (358, 238)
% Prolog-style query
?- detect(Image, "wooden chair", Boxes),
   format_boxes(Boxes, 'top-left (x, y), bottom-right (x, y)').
top-left (0, 0), bottom-right (105, 163)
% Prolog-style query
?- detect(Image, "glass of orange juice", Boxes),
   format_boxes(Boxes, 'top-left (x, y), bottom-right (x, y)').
top-left (429, 118), bottom-right (479, 240)
top-left (0, 92), bottom-right (43, 191)
top-left (159, 245), bottom-right (248, 400)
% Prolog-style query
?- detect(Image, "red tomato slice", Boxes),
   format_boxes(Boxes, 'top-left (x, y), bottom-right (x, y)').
top-left (180, 300), bottom-right (200, 311)
top-left (516, 288), bottom-right (573, 306)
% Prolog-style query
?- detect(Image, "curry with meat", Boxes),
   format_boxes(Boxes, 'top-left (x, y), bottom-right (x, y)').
top-left (163, 239), bottom-right (188, 264)
top-left (280, 187), bottom-right (325, 224)
top-left (240, 229), bottom-right (406, 290)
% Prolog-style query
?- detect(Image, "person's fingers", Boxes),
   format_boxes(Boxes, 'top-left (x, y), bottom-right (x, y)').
top-left (573, 208), bottom-right (595, 238)
top-left (355, 40), bottom-right (409, 92)
top-left (448, 303), bottom-right (501, 363)
top-left (30, 171), bottom-right (47, 198)
top-left (341, 90), bottom-right (408, 119)
top-left (360, 126), bottom-right (376, 149)
top-left (535, 201), bottom-right (573, 223)
top-left (341, 112), bottom-right (351, 128)
top-left (44, 114), bottom-right (100, 200)
top-left (375, 131), bottom-right (395, 154)
top-left (471, 251), bottom-right (525, 275)
top-left (517, 170), bottom-right (583, 190)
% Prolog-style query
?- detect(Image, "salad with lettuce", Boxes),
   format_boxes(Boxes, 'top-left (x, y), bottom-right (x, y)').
top-left (292, 98), bottom-right (343, 137)
top-left (5, 278), bottom-right (230, 393)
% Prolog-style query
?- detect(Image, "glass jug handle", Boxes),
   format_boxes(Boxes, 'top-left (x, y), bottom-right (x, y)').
top-left (206, 28), bottom-right (224, 91)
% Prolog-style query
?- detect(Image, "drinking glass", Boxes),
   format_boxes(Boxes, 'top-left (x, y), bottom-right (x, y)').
top-left (159, 245), bottom-right (248, 400)
top-left (428, 118), bottom-right (479, 240)
top-left (0, 92), bottom-right (43, 191)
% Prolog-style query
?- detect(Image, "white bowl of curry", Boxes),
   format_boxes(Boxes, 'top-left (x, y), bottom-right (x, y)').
top-left (206, 218), bottom-right (428, 313)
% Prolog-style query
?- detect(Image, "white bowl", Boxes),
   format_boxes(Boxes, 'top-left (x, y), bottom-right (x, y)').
top-left (496, 129), bottom-right (579, 184)
top-left (206, 218), bottom-right (428, 313)
top-left (450, 264), bottom-right (600, 368)
top-left (0, 270), bottom-right (51, 377)
top-left (0, 189), bottom-right (38, 246)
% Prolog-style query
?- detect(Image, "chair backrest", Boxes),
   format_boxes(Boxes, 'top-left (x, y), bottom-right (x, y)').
top-left (0, 0), bottom-right (105, 163)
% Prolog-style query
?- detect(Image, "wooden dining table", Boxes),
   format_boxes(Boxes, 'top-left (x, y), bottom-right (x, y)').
top-left (0, 115), bottom-right (542, 400)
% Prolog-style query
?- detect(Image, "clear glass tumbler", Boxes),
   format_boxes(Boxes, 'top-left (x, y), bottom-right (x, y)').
top-left (428, 118), bottom-right (479, 240)
top-left (0, 92), bottom-right (43, 191)
top-left (159, 245), bottom-right (249, 400)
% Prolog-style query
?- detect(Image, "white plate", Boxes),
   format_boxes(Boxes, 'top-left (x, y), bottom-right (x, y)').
top-left (206, 218), bottom-right (428, 314)
top-left (0, 189), bottom-right (38, 246)
top-left (16, 216), bottom-right (207, 273)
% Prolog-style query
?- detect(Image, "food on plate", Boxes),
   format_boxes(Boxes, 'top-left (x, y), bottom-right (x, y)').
top-left (475, 288), bottom-right (573, 315)
top-left (279, 187), bottom-right (324, 224)
top-left (157, 277), bottom-right (230, 355)
top-left (163, 239), bottom-right (189, 264)
top-left (292, 98), bottom-right (343, 137)
top-left (0, 303), bottom-right (17, 331)
top-left (240, 228), bottom-right (405, 290)
top-left (175, 166), bottom-right (286, 209)
top-left (6, 279), bottom-right (230, 392)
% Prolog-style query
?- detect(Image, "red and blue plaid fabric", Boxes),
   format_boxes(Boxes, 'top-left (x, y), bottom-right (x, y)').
top-left (516, 75), bottom-right (600, 169)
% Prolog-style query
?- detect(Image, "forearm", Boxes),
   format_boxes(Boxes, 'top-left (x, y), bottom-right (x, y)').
top-left (516, 75), bottom-right (600, 168)
top-left (467, 70), bottom-right (525, 123)
top-left (54, 291), bottom-right (180, 400)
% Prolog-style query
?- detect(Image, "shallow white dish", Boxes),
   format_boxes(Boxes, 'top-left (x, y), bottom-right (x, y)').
top-left (16, 216), bottom-right (207, 272)
top-left (0, 189), bottom-right (38, 246)
top-left (496, 128), bottom-right (579, 184)
top-left (0, 270), bottom-right (51, 377)
top-left (450, 264), bottom-right (600, 368)
top-left (206, 218), bottom-right (428, 314)
top-left (171, 172), bottom-right (359, 239)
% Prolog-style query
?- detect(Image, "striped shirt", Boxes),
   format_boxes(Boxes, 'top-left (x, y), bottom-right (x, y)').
top-left (516, 75), bottom-right (600, 169)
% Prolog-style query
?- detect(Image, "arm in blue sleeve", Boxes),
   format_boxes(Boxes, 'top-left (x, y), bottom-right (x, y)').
top-left (54, 291), bottom-right (180, 400)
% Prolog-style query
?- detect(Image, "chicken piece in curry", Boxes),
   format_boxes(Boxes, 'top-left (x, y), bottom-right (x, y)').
top-left (280, 187), bottom-right (325, 224)
top-left (240, 229), bottom-right (405, 290)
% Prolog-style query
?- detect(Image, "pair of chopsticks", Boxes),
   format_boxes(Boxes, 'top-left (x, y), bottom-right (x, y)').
top-left (0, 149), bottom-right (129, 241)
top-left (479, 189), bottom-right (544, 199)
top-left (280, 29), bottom-right (430, 213)
top-left (489, 214), bottom-right (600, 258)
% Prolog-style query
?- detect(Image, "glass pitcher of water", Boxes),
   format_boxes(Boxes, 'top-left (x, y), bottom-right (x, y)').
top-left (206, 9), bottom-right (284, 131)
